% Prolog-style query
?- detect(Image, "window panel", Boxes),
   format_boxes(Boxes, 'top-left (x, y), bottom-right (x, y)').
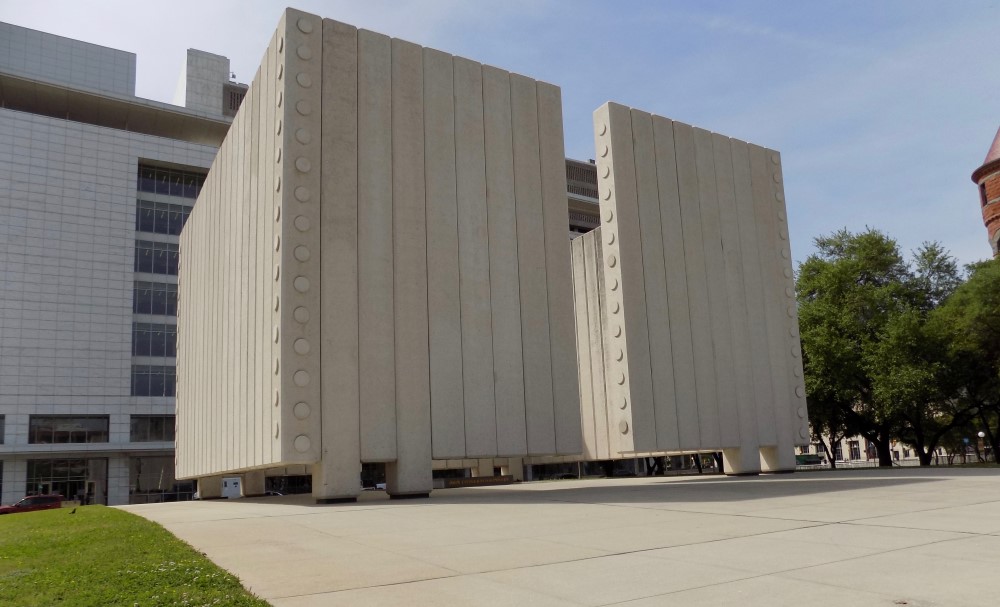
top-left (28, 416), bottom-right (109, 444)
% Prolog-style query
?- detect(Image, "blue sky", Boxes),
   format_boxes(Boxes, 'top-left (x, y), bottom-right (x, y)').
top-left (3, 0), bottom-right (997, 267)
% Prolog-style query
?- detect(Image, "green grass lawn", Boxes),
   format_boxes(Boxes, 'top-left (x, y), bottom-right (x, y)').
top-left (0, 505), bottom-right (270, 606)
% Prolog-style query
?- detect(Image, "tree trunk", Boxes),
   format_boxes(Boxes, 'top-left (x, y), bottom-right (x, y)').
top-left (876, 438), bottom-right (894, 467)
top-left (917, 449), bottom-right (934, 466)
top-left (821, 437), bottom-right (837, 469)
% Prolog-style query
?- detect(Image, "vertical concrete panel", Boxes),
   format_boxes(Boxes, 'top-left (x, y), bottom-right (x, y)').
top-left (673, 122), bottom-right (718, 448)
top-left (630, 109), bottom-right (679, 452)
top-left (749, 143), bottom-right (791, 462)
top-left (423, 48), bottom-right (465, 459)
top-left (454, 57), bottom-right (496, 457)
top-left (584, 231), bottom-right (611, 460)
top-left (731, 139), bottom-right (776, 449)
top-left (651, 116), bottom-right (700, 450)
top-left (714, 134), bottom-right (760, 469)
top-left (537, 82), bottom-right (581, 455)
top-left (598, 102), bottom-right (656, 452)
top-left (387, 38), bottom-right (431, 495)
top-left (483, 66), bottom-right (527, 457)
top-left (246, 73), bottom-right (260, 469)
top-left (318, 18), bottom-right (361, 498)
top-left (510, 74), bottom-right (554, 455)
top-left (357, 29), bottom-right (396, 461)
top-left (571, 237), bottom-right (596, 458)
top-left (235, 92), bottom-right (248, 470)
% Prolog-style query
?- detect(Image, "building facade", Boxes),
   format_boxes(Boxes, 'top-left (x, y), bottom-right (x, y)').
top-left (972, 126), bottom-right (1000, 258)
top-left (0, 23), bottom-right (238, 505)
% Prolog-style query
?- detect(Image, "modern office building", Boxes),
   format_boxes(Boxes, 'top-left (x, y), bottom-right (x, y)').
top-left (972, 126), bottom-right (1000, 258)
top-left (177, 9), bottom-right (807, 501)
top-left (0, 22), bottom-right (243, 506)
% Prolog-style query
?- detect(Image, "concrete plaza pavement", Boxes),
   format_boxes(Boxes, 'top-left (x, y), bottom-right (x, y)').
top-left (122, 468), bottom-right (1000, 606)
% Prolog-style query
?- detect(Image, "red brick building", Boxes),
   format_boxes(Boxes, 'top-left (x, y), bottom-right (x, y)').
top-left (972, 126), bottom-right (1000, 258)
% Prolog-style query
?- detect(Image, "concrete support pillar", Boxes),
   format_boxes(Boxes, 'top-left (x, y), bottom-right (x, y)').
top-left (722, 448), bottom-right (761, 476)
top-left (500, 457), bottom-right (524, 481)
top-left (472, 458), bottom-right (494, 477)
top-left (243, 470), bottom-right (266, 497)
top-left (197, 476), bottom-right (224, 499)
top-left (760, 446), bottom-right (796, 473)
top-left (386, 459), bottom-right (431, 499)
top-left (1, 459), bottom-right (26, 506)
top-left (312, 460), bottom-right (360, 504)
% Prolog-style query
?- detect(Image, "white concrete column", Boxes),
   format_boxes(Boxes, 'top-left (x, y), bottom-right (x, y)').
top-left (106, 456), bottom-right (130, 506)
top-left (760, 446), bottom-right (796, 473)
top-left (198, 475), bottom-right (223, 499)
top-left (722, 448), bottom-right (761, 475)
top-left (243, 470), bottom-right (265, 497)
top-left (2, 459), bottom-right (26, 505)
top-left (472, 458), bottom-right (494, 477)
top-left (500, 458), bottom-right (524, 481)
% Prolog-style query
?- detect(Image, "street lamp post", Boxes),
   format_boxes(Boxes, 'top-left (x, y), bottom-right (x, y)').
top-left (978, 431), bottom-right (987, 463)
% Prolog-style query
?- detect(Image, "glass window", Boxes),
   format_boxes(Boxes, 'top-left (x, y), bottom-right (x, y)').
top-left (131, 323), bottom-right (177, 357)
top-left (129, 456), bottom-right (193, 504)
top-left (131, 365), bottom-right (176, 397)
top-left (135, 200), bottom-right (193, 235)
top-left (133, 282), bottom-right (177, 317)
top-left (28, 416), bottom-right (109, 444)
top-left (134, 241), bottom-right (179, 275)
top-left (0, 414), bottom-right (4, 444)
top-left (27, 459), bottom-right (108, 505)
top-left (137, 164), bottom-right (206, 200)
top-left (130, 415), bottom-right (175, 442)
top-left (849, 441), bottom-right (861, 461)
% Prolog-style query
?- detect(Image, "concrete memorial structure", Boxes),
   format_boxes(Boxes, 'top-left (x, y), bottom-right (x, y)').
top-left (572, 104), bottom-right (808, 475)
top-left (177, 8), bottom-right (807, 500)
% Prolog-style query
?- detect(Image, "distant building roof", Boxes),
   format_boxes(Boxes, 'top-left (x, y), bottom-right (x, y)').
top-left (972, 126), bottom-right (1000, 183)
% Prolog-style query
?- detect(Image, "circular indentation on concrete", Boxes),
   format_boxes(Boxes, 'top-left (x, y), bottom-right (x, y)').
top-left (293, 402), bottom-right (311, 420)
top-left (296, 100), bottom-right (312, 115)
top-left (273, 295), bottom-right (280, 312)
top-left (790, 326), bottom-right (799, 338)
top-left (297, 45), bottom-right (313, 60)
top-left (604, 188), bottom-right (613, 201)
top-left (781, 248), bottom-right (790, 260)
top-left (605, 209), bottom-right (614, 223)
top-left (775, 192), bottom-right (784, 203)
top-left (615, 348), bottom-right (624, 362)
top-left (607, 232), bottom-right (615, 245)
top-left (797, 406), bottom-right (807, 418)
top-left (610, 277), bottom-right (619, 291)
top-left (274, 358), bottom-right (280, 374)
top-left (608, 254), bottom-right (617, 268)
top-left (294, 276), bottom-right (310, 293)
top-left (278, 37), bottom-right (284, 52)
top-left (614, 324), bottom-right (622, 338)
top-left (295, 128), bottom-right (311, 145)
top-left (611, 301), bottom-right (620, 314)
top-left (598, 123), bottom-right (607, 136)
top-left (293, 307), bottom-right (309, 324)
top-left (796, 386), bottom-right (805, 398)
top-left (295, 157), bottom-right (311, 173)
top-left (778, 210), bottom-right (786, 221)
top-left (602, 165), bottom-right (610, 178)
top-left (274, 390), bottom-right (280, 407)
top-left (799, 428), bottom-right (809, 439)
top-left (619, 396), bottom-right (628, 410)
top-left (294, 370), bottom-right (310, 386)
top-left (295, 186), bottom-right (311, 202)
top-left (274, 205), bottom-right (281, 221)
top-left (787, 305), bottom-right (796, 318)
top-left (273, 264), bottom-right (280, 280)
top-left (294, 246), bottom-right (310, 262)
top-left (276, 147), bottom-right (282, 163)
top-left (791, 346), bottom-right (800, 358)
top-left (600, 145), bottom-right (609, 157)
top-left (771, 153), bottom-right (780, 165)
top-left (277, 64), bottom-right (284, 79)
top-left (297, 18), bottom-right (314, 33)
top-left (779, 227), bottom-right (788, 240)
top-left (294, 215), bottom-right (311, 232)
top-left (294, 338), bottom-right (311, 355)
top-left (783, 268), bottom-right (793, 278)
top-left (277, 91), bottom-right (283, 108)
top-left (276, 120), bottom-right (282, 135)
top-left (273, 326), bottom-right (280, 343)
top-left (297, 73), bottom-right (313, 88)
top-left (294, 434), bottom-right (311, 452)
top-left (619, 420), bottom-right (629, 434)
top-left (785, 287), bottom-right (794, 298)
top-left (275, 176), bottom-right (282, 192)
top-left (274, 234), bottom-right (281, 251)
top-left (617, 371), bottom-right (626, 385)
top-left (275, 423), bottom-right (280, 438)
top-left (772, 173), bottom-right (781, 183)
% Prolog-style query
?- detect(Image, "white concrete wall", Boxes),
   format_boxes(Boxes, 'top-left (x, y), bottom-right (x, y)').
top-left (0, 22), bottom-right (136, 95)
top-left (178, 9), bottom-right (581, 498)
top-left (178, 49), bottom-right (231, 116)
top-left (589, 102), bottom-right (807, 473)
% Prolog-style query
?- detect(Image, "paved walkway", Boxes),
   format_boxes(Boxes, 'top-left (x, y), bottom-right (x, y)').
top-left (122, 468), bottom-right (1000, 606)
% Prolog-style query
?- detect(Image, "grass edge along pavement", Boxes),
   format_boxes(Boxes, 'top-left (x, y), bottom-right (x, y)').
top-left (0, 505), bottom-right (269, 607)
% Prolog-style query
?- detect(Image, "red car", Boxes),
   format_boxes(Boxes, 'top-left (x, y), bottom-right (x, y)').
top-left (0, 494), bottom-right (64, 515)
